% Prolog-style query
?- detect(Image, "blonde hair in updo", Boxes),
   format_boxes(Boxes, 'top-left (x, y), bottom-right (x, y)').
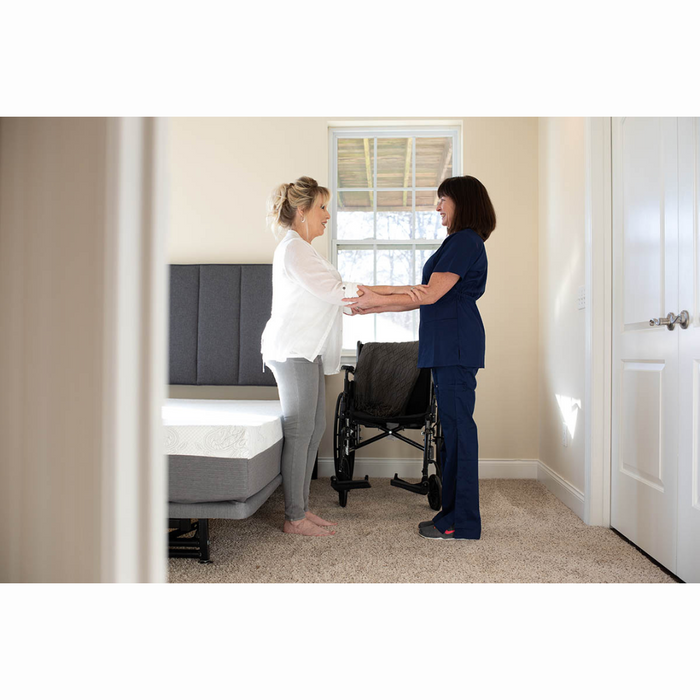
top-left (266, 176), bottom-right (330, 238)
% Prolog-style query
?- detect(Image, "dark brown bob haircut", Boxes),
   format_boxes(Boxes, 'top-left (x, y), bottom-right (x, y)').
top-left (437, 175), bottom-right (496, 241)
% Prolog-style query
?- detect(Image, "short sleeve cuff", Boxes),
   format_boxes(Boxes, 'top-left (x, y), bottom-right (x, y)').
top-left (432, 261), bottom-right (464, 278)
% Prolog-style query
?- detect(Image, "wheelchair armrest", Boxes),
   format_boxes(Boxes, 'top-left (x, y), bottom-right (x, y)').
top-left (341, 365), bottom-right (355, 373)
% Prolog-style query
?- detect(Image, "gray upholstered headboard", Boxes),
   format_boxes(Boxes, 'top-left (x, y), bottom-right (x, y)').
top-left (169, 264), bottom-right (276, 387)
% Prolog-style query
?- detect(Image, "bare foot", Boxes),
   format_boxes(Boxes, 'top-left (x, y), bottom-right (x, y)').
top-left (305, 511), bottom-right (337, 527)
top-left (283, 518), bottom-right (335, 536)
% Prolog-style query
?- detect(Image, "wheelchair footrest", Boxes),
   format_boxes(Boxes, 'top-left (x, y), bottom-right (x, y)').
top-left (391, 475), bottom-right (429, 495)
top-left (330, 475), bottom-right (371, 492)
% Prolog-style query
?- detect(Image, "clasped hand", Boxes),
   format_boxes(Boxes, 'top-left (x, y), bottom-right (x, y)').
top-left (342, 284), bottom-right (429, 315)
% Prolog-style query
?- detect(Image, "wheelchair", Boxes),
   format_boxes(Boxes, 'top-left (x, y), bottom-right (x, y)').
top-left (330, 341), bottom-right (443, 509)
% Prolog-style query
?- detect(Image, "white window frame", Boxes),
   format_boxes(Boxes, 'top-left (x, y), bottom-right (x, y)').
top-left (328, 125), bottom-right (461, 356)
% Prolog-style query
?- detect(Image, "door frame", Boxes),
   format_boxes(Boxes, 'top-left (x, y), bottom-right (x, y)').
top-left (584, 117), bottom-right (613, 527)
top-left (101, 117), bottom-right (169, 582)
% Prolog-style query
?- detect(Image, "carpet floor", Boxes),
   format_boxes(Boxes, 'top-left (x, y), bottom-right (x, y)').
top-left (167, 478), bottom-right (676, 583)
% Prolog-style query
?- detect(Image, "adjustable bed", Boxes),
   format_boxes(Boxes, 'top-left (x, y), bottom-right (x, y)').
top-left (166, 264), bottom-right (282, 563)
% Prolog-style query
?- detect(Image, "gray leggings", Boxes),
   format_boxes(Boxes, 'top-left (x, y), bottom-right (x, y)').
top-left (267, 356), bottom-right (326, 521)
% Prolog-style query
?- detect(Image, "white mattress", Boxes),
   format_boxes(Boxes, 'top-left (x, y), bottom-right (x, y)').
top-left (163, 399), bottom-right (283, 460)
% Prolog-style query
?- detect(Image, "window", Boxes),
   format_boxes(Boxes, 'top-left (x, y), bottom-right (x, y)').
top-left (329, 126), bottom-right (461, 353)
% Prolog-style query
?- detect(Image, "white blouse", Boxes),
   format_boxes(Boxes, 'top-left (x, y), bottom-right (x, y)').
top-left (261, 230), bottom-right (359, 375)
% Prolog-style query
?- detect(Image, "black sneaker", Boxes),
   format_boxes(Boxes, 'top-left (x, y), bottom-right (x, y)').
top-left (419, 526), bottom-right (456, 540)
top-left (418, 520), bottom-right (434, 530)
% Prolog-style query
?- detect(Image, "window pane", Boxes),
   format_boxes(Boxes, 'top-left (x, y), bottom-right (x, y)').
top-left (415, 248), bottom-right (436, 285)
top-left (337, 248), bottom-right (374, 286)
top-left (337, 191), bottom-right (373, 240)
top-left (376, 247), bottom-right (411, 287)
top-left (337, 138), bottom-right (374, 188)
top-left (343, 311), bottom-right (375, 354)
top-left (416, 211), bottom-right (444, 240)
top-left (375, 246), bottom-right (416, 342)
top-left (377, 138), bottom-right (412, 188)
top-left (416, 137), bottom-right (453, 188)
top-left (415, 189), bottom-right (437, 210)
top-left (337, 190), bottom-right (372, 211)
top-left (415, 190), bottom-right (443, 239)
top-left (377, 191), bottom-right (412, 240)
top-left (376, 310), bottom-right (415, 342)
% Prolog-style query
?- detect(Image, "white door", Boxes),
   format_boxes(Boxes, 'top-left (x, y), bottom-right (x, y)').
top-left (611, 117), bottom-right (680, 573)
top-left (677, 117), bottom-right (700, 583)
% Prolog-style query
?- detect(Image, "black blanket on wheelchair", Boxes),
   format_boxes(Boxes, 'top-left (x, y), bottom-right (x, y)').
top-left (353, 341), bottom-right (421, 417)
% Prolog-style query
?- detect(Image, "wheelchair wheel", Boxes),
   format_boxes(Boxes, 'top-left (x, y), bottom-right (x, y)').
top-left (428, 473), bottom-right (442, 511)
top-left (337, 456), bottom-right (352, 507)
top-left (333, 392), bottom-right (355, 478)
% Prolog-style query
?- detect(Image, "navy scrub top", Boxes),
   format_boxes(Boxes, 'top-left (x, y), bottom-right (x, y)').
top-left (417, 228), bottom-right (487, 369)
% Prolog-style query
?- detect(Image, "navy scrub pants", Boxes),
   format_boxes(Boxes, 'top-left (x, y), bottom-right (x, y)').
top-left (431, 365), bottom-right (481, 539)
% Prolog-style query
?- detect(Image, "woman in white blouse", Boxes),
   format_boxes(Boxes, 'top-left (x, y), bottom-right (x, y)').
top-left (262, 177), bottom-right (415, 536)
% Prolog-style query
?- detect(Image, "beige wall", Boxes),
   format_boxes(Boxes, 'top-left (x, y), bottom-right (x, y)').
top-left (167, 117), bottom-right (540, 462)
top-left (538, 118), bottom-right (586, 492)
top-left (1, 118), bottom-right (106, 581)
top-left (0, 118), bottom-right (168, 582)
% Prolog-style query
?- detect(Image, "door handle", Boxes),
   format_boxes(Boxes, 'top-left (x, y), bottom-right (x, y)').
top-left (649, 310), bottom-right (690, 330)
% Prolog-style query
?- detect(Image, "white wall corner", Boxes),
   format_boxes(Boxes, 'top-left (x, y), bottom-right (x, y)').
top-left (537, 460), bottom-right (585, 521)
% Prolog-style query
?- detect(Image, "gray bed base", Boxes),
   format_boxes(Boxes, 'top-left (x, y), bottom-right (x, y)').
top-left (169, 473), bottom-right (282, 520)
top-left (168, 264), bottom-right (280, 563)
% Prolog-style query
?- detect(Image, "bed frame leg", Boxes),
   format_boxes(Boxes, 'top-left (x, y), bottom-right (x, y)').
top-left (168, 518), bottom-right (212, 564)
top-left (197, 519), bottom-right (212, 564)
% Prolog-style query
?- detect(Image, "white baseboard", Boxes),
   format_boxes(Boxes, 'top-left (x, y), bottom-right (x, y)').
top-left (317, 458), bottom-right (539, 480)
top-left (536, 460), bottom-right (585, 521)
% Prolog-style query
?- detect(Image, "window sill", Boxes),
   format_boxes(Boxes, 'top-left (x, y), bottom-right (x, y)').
top-left (340, 352), bottom-right (358, 368)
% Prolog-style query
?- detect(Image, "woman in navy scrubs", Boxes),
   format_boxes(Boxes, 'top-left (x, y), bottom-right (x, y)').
top-left (345, 176), bottom-right (496, 540)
